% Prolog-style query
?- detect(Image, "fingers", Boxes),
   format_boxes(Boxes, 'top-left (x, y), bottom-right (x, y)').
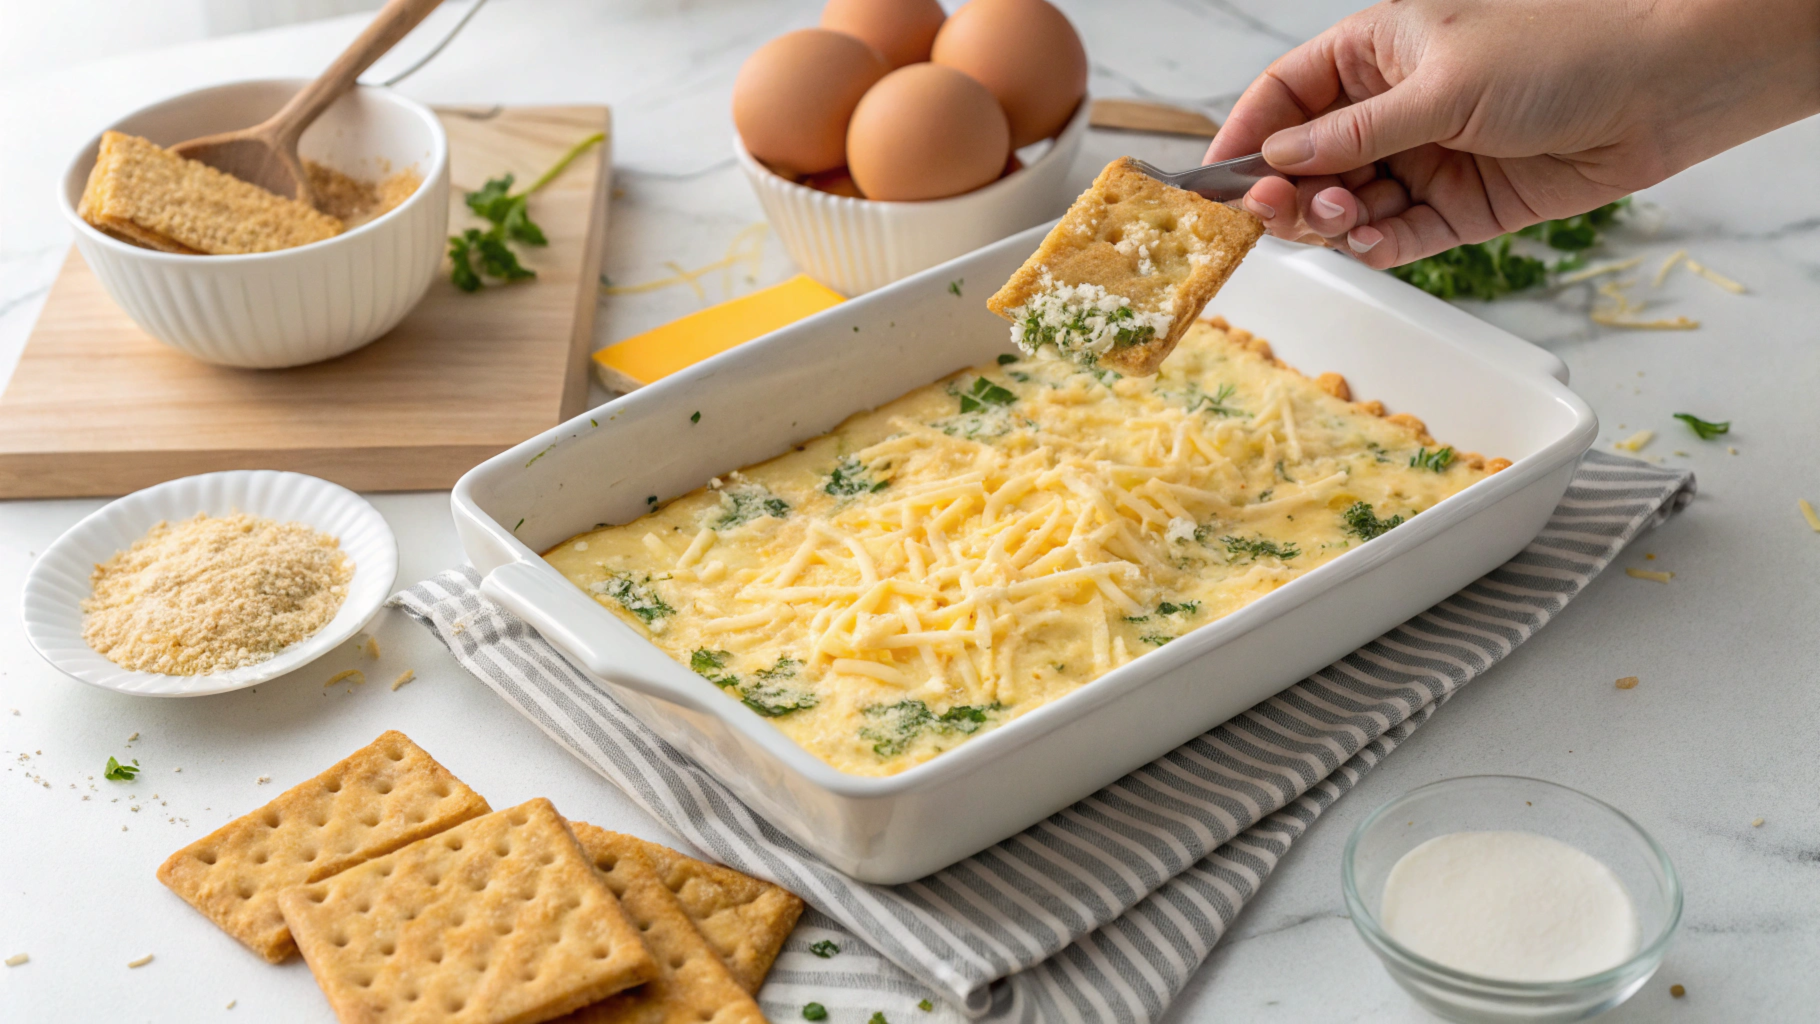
top-left (1340, 204), bottom-right (1469, 269)
top-left (1262, 77), bottom-right (1458, 176)
top-left (1206, 31), bottom-right (1348, 162)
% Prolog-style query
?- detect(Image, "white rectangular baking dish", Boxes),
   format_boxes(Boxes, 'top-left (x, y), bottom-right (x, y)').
top-left (453, 228), bottom-right (1597, 884)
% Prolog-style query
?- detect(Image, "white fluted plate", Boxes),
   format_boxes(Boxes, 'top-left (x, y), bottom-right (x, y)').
top-left (22, 471), bottom-right (398, 697)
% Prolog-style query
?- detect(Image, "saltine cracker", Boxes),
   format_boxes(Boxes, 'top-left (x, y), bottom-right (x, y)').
top-left (157, 730), bottom-right (490, 963)
top-left (556, 822), bottom-right (765, 1024)
top-left (987, 156), bottom-right (1264, 376)
top-left (279, 798), bottom-right (655, 1024)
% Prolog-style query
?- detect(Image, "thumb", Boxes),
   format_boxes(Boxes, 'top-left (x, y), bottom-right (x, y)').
top-left (1262, 78), bottom-right (1452, 175)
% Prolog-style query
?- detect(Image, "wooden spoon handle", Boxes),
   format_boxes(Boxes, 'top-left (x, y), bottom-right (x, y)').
top-left (265, 0), bottom-right (446, 147)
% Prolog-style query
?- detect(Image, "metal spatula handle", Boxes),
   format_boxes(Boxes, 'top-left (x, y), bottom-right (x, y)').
top-left (1128, 153), bottom-right (1277, 202)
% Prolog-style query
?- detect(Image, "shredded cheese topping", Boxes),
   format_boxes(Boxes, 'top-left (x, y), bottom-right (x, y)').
top-left (547, 323), bottom-right (1498, 775)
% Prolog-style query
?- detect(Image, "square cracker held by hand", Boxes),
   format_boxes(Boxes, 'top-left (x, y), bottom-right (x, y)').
top-left (279, 799), bottom-right (656, 1024)
top-left (555, 822), bottom-right (766, 1024)
top-left (987, 156), bottom-right (1264, 377)
top-left (156, 730), bottom-right (490, 963)
top-left (635, 837), bottom-right (804, 994)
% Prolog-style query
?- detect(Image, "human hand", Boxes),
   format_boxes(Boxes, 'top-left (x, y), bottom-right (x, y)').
top-left (1208, 0), bottom-right (1820, 267)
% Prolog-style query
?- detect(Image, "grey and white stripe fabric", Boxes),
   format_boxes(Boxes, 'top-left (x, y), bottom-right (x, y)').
top-left (390, 451), bottom-right (1693, 1023)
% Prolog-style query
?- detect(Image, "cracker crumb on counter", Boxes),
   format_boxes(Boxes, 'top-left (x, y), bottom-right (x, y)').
top-left (1614, 676), bottom-right (1639, 690)
top-left (1751, 817), bottom-right (1765, 827)
top-left (1625, 568), bottom-right (1674, 584)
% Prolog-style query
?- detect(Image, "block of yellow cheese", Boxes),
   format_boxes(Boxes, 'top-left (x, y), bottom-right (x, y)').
top-left (593, 274), bottom-right (844, 390)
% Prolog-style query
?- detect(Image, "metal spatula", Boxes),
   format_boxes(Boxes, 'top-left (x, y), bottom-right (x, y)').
top-left (169, 0), bottom-right (444, 210)
top-left (1128, 153), bottom-right (1278, 202)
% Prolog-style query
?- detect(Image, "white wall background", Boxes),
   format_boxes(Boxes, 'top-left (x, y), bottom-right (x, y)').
top-left (0, 0), bottom-right (383, 87)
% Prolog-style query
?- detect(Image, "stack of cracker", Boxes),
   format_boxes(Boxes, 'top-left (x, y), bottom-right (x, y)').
top-left (158, 731), bottom-right (803, 1024)
top-left (79, 131), bottom-right (344, 254)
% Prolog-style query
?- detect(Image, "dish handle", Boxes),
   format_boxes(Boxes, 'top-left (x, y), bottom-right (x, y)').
top-left (478, 560), bottom-right (720, 715)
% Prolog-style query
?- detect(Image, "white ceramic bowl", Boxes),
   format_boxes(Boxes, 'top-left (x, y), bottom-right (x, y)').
top-left (22, 470), bottom-right (398, 697)
top-left (452, 227), bottom-right (1598, 883)
top-left (738, 96), bottom-right (1090, 296)
top-left (60, 78), bottom-right (450, 368)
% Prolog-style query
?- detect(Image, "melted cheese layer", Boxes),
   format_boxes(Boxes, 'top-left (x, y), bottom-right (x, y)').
top-left (546, 322), bottom-right (1501, 777)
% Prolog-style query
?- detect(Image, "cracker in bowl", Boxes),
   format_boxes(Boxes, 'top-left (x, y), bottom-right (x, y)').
top-left (987, 156), bottom-right (1263, 376)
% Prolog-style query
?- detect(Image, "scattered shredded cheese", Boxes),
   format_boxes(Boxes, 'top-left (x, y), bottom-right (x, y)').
top-left (1613, 430), bottom-right (1655, 453)
top-left (390, 669), bottom-right (416, 691)
top-left (127, 954), bottom-right (154, 968)
top-left (1799, 499), bottom-right (1820, 532)
top-left (1683, 257), bottom-right (1747, 294)
top-left (4, 953), bottom-right (26, 967)
top-left (1556, 256), bottom-right (1643, 285)
top-left (1625, 568), bottom-right (1674, 583)
top-left (1653, 249), bottom-right (1687, 287)
top-left (322, 669), bottom-right (364, 688)
top-left (1615, 676), bottom-right (1639, 690)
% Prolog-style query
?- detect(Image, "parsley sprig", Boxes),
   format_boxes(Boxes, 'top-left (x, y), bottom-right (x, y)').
top-left (104, 756), bottom-right (140, 781)
top-left (1343, 501), bottom-right (1405, 541)
top-left (1391, 200), bottom-right (1629, 300)
top-left (1673, 413), bottom-right (1731, 440)
top-left (448, 131), bottom-right (605, 293)
top-left (1410, 447), bottom-right (1455, 472)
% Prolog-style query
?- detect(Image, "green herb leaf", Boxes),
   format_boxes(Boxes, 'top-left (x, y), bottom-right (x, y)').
top-left (688, 649), bottom-right (735, 686)
top-left (738, 659), bottom-right (816, 716)
top-left (596, 572), bottom-right (674, 626)
top-left (809, 940), bottom-right (840, 958)
top-left (918, 999), bottom-right (934, 1012)
top-left (1673, 413), bottom-right (1731, 440)
top-left (824, 456), bottom-right (889, 497)
top-left (948, 279), bottom-right (964, 297)
top-left (711, 483), bottom-right (791, 530)
top-left (1390, 200), bottom-right (1629, 300)
top-left (474, 232), bottom-right (535, 282)
top-left (1140, 634), bottom-right (1173, 646)
top-left (957, 377), bottom-right (1017, 413)
top-left (860, 700), bottom-right (998, 756)
top-left (802, 1004), bottom-right (829, 1021)
top-left (1342, 501), bottom-right (1405, 541)
top-left (996, 353), bottom-right (1018, 365)
top-left (870, 1014), bottom-right (889, 1024)
top-left (691, 411), bottom-right (701, 424)
top-left (1157, 601), bottom-right (1199, 616)
top-left (1410, 446), bottom-right (1455, 472)
top-left (104, 756), bottom-right (139, 781)
top-left (447, 231), bottom-right (483, 292)
top-left (1222, 535), bottom-right (1301, 561)
top-left (447, 135), bottom-right (604, 293)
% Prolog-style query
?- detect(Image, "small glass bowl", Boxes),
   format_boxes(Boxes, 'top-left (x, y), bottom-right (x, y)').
top-left (1342, 776), bottom-right (1681, 1023)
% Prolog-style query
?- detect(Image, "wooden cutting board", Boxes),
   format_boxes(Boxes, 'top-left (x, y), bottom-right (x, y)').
top-left (0, 105), bottom-right (612, 498)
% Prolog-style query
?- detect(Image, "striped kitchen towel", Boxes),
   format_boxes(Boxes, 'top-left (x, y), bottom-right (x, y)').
top-left (390, 451), bottom-right (1694, 1023)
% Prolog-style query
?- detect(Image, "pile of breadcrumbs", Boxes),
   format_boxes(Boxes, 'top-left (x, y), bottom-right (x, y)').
top-left (82, 512), bottom-right (353, 675)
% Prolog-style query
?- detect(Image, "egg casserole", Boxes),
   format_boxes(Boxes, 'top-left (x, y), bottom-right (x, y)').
top-left (545, 319), bottom-right (1508, 776)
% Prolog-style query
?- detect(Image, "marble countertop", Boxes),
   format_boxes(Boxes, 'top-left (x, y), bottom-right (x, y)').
top-left (2, 1), bottom-right (1816, 1020)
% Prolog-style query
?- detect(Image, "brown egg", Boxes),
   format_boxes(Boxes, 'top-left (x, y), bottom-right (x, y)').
top-left (932, 0), bottom-right (1087, 148)
top-left (820, 0), bottom-right (946, 69)
top-left (733, 29), bottom-right (889, 177)
top-left (847, 63), bottom-right (1010, 202)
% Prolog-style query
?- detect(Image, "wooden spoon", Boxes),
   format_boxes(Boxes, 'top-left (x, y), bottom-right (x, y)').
top-left (171, 0), bottom-right (445, 210)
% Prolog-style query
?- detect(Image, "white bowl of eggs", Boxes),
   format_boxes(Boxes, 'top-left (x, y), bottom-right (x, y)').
top-left (734, 0), bottom-right (1090, 296)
